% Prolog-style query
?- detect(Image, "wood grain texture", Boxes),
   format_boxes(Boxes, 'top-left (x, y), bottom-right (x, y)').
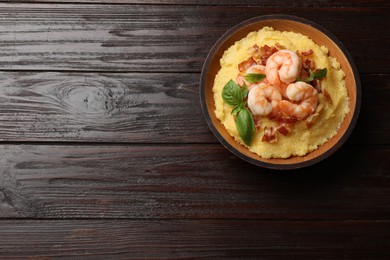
top-left (0, 1), bottom-right (387, 259)
top-left (0, 4), bottom-right (388, 73)
top-left (0, 144), bottom-right (389, 219)
top-left (0, 219), bottom-right (389, 259)
top-left (2, 0), bottom-right (388, 6)
top-left (0, 72), bottom-right (209, 143)
top-left (350, 74), bottom-right (390, 145)
top-left (0, 72), bottom-right (387, 144)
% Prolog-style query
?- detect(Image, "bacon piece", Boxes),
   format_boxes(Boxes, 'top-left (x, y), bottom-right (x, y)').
top-left (254, 116), bottom-right (262, 130)
top-left (298, 69), bottom-right (310, 81)
top-left (260, 45), bottom-right (278, 65)
top-left (260, 56), bottom-right (268, 66)
top-left (248, 44), bottom-right (261, 58)
top-left (278, 116), bottom-right (299, 124)
top-left (301, 49), bottom-right (313, 56)
top-left (303, 58), bottom-right (315, 71)
top-left (311, 79), bottom-right (321, 93)
top-left (277, 123), bottom-right (291, 136)
top-left (238, 57), bottom-right (257, 72)
top-left (262, 126), bottom-right (278, 143)
top-left (263, 45), bottom-right (278, 56)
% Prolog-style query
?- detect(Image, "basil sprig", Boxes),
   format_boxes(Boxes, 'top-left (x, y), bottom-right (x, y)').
top-left (231, 101), bottom-right (246, 115)
top-left (222, 79), bottom-right (244, 106)
top-left (297, 68), bottom-right (327, 82)
top-left (222, 80), bottom-right (255, 146)
top-left (244, 73), bottom-right (266, 83)
top-left (236, 107), bottom-right (255, 146)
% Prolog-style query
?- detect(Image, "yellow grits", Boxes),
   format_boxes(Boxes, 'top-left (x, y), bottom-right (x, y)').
top-left (213, 27), bottom-right (349, 158)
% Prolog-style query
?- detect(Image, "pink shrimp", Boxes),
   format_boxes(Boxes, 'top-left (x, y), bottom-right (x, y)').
top-left (279, 82), bottom-right (318, 119)
top-left (247, 83), bottom-right (282, 117)
top-left (265, 50), bottom-right (302, 92)
top-left (237, 64), bottom-right (267, 90)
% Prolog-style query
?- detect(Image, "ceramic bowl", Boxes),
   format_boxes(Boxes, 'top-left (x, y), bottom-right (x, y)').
top-left (200, 14), bottom-right (361, 170)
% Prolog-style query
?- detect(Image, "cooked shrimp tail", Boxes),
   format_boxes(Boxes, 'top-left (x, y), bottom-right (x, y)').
top-left (265, 50), bottom-right (301, 89)
top-left (279, 82), bottom-right (318, 119)
top-left (248, 83), bottom-right (282, 117)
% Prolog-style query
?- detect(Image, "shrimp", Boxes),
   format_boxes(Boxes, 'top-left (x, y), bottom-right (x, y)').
top-left (237, 64), bottom-right (267, 91)
top-left (247, 64), bottom-right (266, 75)
top-left (237, 64), bottom-right (267, 90)
top-left (279, 82), bottom-right (318, 119)
top-left (265, 50), bottom-right (301, 90)
top-left (247, 83), bottom-right (282, 117)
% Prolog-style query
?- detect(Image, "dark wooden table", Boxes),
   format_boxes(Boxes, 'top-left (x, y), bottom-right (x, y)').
top-left (0, 1), bottom-right (389, 259)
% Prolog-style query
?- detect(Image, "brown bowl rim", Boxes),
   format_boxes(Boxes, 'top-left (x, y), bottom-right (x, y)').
top-left (200, 14), bottom-right (361, 170)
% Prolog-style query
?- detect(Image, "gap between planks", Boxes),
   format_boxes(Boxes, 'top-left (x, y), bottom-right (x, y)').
top-left (0, 1), bottom-right (388, 8)
top-left (0, 217), bottom-right (390, 222)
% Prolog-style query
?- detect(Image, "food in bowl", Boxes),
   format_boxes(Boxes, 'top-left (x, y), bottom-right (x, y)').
top-left (213, 26), bottom-right (349, 159)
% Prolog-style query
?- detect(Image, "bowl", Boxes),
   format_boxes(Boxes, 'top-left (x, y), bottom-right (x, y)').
top-left (200, 14), bottom-right (361, 170)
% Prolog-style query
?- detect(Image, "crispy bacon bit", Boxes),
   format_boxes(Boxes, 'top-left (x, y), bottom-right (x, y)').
top-left (260, 56), bottom-right (268, 66)
top-left (262, 126), bottom-right (278, 143)
top-left (260, 45), bottom-right (278, 65)
top-left (298, 69), bottom-right (309, 81)
top-left (238, 57), bottom-right (257, 72)
top-left (303, 58), bottom-right (315, 71)
top-left (301, 49), bottom-right (313, 56)
top-left (246, 44), bottom-right (278, 65)
top-left (279, 116), bottom-right (299, 124)
top-left (248, 44), bottom-right (261, 58)
top-left (277, 123), bottom-right (291, 136)
top-left (311, 79), bottom-right (321, 93)
top-left (323, 89), bottom-right (333, 104)
top-left (254, 116), bottom-right (262, 130)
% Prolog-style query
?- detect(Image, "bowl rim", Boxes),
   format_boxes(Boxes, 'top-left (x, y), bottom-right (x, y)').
top-left (200, 14), bottom-right (361, 170)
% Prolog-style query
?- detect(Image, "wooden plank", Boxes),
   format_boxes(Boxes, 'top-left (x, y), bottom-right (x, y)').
top-left (0, 4), bottom-right (388, 73)
top-left (2, 0), bottom-right (387, 7)
top-left (0, 144), bottom-right (389, 219)
top-left (0, 72), bottom-right (387, 144)
top-left (349, 74), bottom-right (390, 145)
top-left (0, 219), bottom-right (389, 259)
top-left (0, 72), bottom-right (211, 143)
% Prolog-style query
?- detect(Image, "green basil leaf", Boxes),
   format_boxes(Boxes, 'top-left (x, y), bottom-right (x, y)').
top-left (231, 102), bottom-right (246, 115)
top-left (231, 105), bottom-right (241, 115)
top-left (236, 107), bottom-right (255, 146)
top-left (222, 79), bottom-right (242, 106)
top-left (297, 68), bottom-right (327, 82)
top-left (241, 83), bottom-right (249, 99)
top-left (297, 70), bottom-right (314, 82)
top-left (244, 73), bottom-right (266, 83)
top-left (314, 68), bottom-right (327, 79)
